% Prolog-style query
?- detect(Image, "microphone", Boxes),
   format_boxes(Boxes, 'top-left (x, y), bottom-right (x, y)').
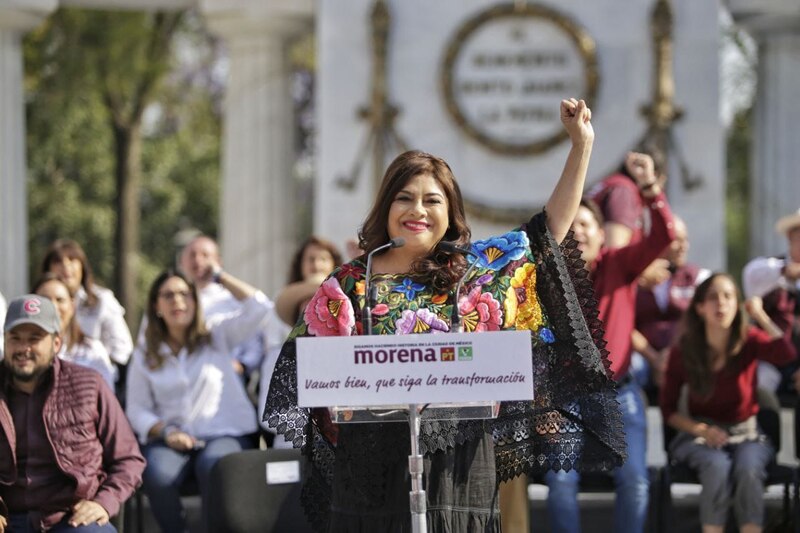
top-left (438, 241), bottom-right (481, 332)
top-left (362, 237), bottom-right (405, 335)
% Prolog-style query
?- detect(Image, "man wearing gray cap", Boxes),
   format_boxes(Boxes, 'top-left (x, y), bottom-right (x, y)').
top-left (743, 207), bottom-right (800, 393)
top-left (0, 295), bottom-right (144, 532)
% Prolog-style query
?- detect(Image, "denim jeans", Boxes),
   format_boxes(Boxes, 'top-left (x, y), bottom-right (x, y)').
top-left (544, 379), bottom-right (649, 533)
top-left (142, 434), bottom-right (255, 533)
top-left (7, 513), bottom-right (117, 533)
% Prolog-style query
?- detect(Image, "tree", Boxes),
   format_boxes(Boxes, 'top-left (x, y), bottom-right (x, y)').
top-left (25, 8), bottom-right (221, 327)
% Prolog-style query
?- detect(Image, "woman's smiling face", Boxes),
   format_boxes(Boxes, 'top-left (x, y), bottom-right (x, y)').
top-left (385, 173), bottom-right (449, 256)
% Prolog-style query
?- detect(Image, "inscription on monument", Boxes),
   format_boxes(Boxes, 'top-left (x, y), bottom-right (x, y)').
top-left (442, 4), bottom-right (598, 155)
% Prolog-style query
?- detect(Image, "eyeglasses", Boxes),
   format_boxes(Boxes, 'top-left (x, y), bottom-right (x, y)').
top-left (158, 290), bottom-right (193, 302)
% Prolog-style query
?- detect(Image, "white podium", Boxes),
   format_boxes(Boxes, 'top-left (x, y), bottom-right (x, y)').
top-left (297, 330), bottom-right (534, 533)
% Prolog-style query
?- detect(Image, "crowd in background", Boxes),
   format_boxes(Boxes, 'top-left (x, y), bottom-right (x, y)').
top-left (2, 142), bottom-right (800, 532)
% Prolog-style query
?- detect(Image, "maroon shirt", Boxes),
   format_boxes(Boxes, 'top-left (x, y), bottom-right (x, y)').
top-left (589, 173), bottom-right (645, 243)
top-left (635, 263), bottom-right (703, 351)
top-left (591, 191), bottom-right (675, 379)
top-left (0, 359), bottom-right (144, 529)
top-left (661, 326), bottom-right (797, 424)
top-left (4, 377), bottom-right (77, 518)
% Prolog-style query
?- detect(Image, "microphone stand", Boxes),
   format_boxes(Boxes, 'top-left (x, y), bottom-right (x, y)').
top-left (363, 238), bottom-right (404, 335)
top-left (438, 241), bottom-right (481, 333)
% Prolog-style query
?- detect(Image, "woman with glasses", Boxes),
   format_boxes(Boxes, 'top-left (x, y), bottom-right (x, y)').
top-left (126, 268), bottom-right (271, 532)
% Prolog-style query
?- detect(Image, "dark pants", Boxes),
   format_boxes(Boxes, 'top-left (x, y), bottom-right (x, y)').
top-left (141, 434), bottom-right (256, 532)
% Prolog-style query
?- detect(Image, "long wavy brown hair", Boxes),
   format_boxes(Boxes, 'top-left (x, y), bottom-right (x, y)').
top-left (31, 273), bottom-right (85, 351)
top-left (287, 236), bottom-right (343, 284)
top-left (41, 239), bottom-right (99, 308)
top-left (678, 272), bottom-right (748, 397)
top-left (144, 269), bottom-right (210, 370)
top-left (358, 150), bottom-right (471, 292)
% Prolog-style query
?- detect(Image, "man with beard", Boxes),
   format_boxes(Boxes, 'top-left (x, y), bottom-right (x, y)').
top-left (0, 295), bottom-right (143, 532)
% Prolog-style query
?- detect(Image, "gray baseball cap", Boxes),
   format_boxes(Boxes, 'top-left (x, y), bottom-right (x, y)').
top-left (3, 295), bottom-right (61, 334)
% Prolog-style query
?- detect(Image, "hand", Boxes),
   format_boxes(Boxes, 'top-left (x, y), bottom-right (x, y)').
top-left (560, 98), bottom-right (594, 146)
top-left (164, 430), bottom-right (197, 452)
top-left (231, 360), bottom-right (245, 376)
top-left (624, 151), bottom-right (658, 189)
top-left (744, 296), bottom-right (766, 319)
top-left (638, 258), bottom-right (671, 289)
top-left (0, 514), bottom-right (6, 533)
top-left (702, 425), bottom-right (729, 449)
top-left (69, 500), bottom-right (109, 527)
top-left (783, 261), bottom-right (800, 282)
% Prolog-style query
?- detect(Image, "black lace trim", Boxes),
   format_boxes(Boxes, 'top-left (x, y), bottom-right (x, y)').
top-left (263, 211), bottom-right (626, 528)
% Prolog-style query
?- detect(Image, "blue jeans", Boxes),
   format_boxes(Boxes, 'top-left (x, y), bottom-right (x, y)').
top-left (7, 513), bottom-right (116, 532)
top-left (544, 380), bottom-right (649, 533)
top-left (142, 434), bottom-right (255, 533)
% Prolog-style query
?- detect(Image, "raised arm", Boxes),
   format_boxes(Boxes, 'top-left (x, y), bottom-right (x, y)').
top-left (545, 98), bottom-right (595, 243)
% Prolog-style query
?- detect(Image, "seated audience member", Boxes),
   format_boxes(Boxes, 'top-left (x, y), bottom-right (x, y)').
top-left (661, 273), bottom-right (796, 533)
top-left (589, 142), bottom-right (667, 248)
top-left (546, 154), bottom-right (676, 533)
top-left (33, 274), bottom-right (115, 388)
top-left (743, 207), bottom-right (800, 394)
top-left (631, 216), bottom-right (710, 396)
top-left (260, 236), bottom-right (342, 447)
top-left (126, 268), bottom-right (271, 532)
top-left (1, 294), bottom-right (144, 532)
top-left (42, 240), bottom-right (133, 373)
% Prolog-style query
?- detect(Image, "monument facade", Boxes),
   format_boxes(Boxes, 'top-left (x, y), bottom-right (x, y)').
top-left (316, 0), bottom-right (724, 270)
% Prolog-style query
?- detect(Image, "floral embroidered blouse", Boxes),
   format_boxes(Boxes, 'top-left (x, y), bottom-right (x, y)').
top-left (265, 213), bottom-right (625, 531)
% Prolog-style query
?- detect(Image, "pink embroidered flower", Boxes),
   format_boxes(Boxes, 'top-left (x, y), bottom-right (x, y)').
top-left (395, 309), bottom-right (449, 334)
top-left (372, 304), bottom-right (389, 316)
top-left (458, 287), bottom-right (502, 332)
top-left (304, 278), bottom-right (355, 336)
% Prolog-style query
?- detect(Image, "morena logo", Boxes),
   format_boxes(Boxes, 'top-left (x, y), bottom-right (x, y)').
top-left (23, 297), bottom-right (42, 315)
top-left (352, 344), bottom-right (474, 364)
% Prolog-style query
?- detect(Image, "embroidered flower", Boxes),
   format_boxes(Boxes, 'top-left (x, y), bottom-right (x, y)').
top-left (354, 280), bottom-right (365, 296)
top-left (338, 263), bottom-right (364, 281)
top-left (472, 232), bottom-right (529, 271)
top-left (372, 303), bottom-right (389, 316)
top-left (392, 278), bottom-right (426, 300)
top-left (476, 273), bottom-right (493, 286)
top-left (458, 287), bottom-right (502, 332)
top-left (431, 293), bottom-right (448, 305)
top-left (539, 327), bottom-right (555, 344)
top-left (304, 278), bottom-right (355, 337)
top-left (503, 263), bottom-right (544, 331)
top-left (395, 309), bottom-right (449, 335)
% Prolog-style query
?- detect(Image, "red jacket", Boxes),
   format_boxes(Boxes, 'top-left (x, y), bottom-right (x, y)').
top-left (0, 358), bottom-right (144, 528)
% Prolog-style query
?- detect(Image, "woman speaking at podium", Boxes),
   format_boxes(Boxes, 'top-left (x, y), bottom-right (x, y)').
top-left (265, 99), bottom-right (625, 532)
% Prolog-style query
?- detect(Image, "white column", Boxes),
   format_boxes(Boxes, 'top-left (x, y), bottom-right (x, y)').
top-left (0, 2), bottom-right (56, 300)
top-left (202, 4), bottom-right (311, 298)
top-left (729, 1), bottom-right (800, 257)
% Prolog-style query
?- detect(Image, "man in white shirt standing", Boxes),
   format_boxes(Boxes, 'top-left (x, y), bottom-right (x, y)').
top-left (179, 236), bottom-right (279, 382)
top-left (743, 207), bottom-right (800, 393)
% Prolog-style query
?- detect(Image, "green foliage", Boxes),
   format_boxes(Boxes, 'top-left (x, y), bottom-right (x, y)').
top-left (24, 8), bottom-right (221, 320)
top-left (726, 107), bottom-right (752, 284)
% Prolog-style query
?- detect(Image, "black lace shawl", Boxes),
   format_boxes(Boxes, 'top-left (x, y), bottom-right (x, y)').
top-left (264, 212), bottom-right (625, 530)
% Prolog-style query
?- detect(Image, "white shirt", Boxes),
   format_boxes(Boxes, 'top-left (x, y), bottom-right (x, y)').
top-left (743, 255), bottom-right (800, 299)
top-left (75, 286), bottom-right (134, 366)
top-left (126, 292), bottom-right (272, 444)
top-left (199, 283), bottom-right (269, 374)
top-left (58, 336), bottom-right (116, 388)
